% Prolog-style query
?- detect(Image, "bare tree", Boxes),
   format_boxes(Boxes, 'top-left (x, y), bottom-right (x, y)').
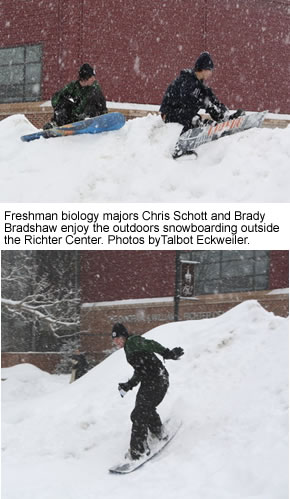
top-left (1, 251), bottom-right (80, 351)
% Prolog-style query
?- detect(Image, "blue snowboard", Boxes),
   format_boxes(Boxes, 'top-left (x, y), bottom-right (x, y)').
top-left (21, 112), bottom-right (126, 142)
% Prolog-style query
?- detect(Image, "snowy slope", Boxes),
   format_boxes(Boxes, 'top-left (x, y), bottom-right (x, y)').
top-left (0, 113), bottom-right (289, 203)
top-left (2, 301), bottom-right (288, 499)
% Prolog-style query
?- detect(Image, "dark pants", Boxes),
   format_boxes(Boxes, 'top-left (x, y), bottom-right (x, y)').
top-left (53, 95), bottom-right (102, 126)
top-left (53, 100), bottom-right (76, 126)
top-left (130, 372), bottom-right (169, 457)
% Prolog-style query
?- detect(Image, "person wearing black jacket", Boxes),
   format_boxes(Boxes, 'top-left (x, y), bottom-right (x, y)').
top-left (112, 323), bottom-right (184, 460)
top-left (160, 52), bottom-right (236, 133)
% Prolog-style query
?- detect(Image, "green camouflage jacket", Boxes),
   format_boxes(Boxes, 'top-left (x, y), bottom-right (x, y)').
top-left (51, 80), bottom-right (107, 120)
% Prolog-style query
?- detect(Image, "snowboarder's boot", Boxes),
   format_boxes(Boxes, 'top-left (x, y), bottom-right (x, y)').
top-left (229, 109), bottom-right (246, 120)
top-left (172, 147), bottom-right (198, 160)
top-left (43, 120), bottom-right (57, 130)
top-left (150, 423), bottom-right (169, 442)
top-left (125, 441), bottom-right (150, 461)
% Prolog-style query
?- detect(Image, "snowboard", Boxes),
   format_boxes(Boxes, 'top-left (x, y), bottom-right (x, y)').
top-left (109, 419), bottom-right (181, 474)
top-left (20, 112), bottom-right (126, 142)
top-left (172, 110), bottom-right (267, 159)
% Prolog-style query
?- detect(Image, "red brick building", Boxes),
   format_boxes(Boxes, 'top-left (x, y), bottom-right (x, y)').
top-left (80, 250), bottom-right (289, 363)
top-left (2, 250), bottom-right (288, 372)
top-left (1, 0), bottom-right (289, 113)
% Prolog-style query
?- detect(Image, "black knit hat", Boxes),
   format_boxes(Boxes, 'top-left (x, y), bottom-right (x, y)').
top-left (79, 63), bottom-right (96, 80)
top-left (112, 323), bottom-right (129, 339)
top-left (194, 52), bottom-right (214, 71)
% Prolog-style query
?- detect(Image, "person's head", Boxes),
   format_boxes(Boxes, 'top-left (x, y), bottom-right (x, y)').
top-left (78, 63), bottom-right (96, 86)
top-left (112, 323), bottom-right (129, 348)
top-left (194, 52), bottom-right (214, 81)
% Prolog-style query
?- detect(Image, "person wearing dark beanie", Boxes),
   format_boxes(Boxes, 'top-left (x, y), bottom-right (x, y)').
top-left (111, 323), bottom-right (184, 461)
top-left (194, 51), bottom-right (214, 71)
top-left (43, 63), bottom-right (107, 129)
top-left (160, 51), bottom-right (232, 134)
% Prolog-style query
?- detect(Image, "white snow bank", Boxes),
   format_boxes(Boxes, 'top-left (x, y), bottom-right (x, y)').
top-left (2, 300), bottom-right (288, 499)
top-left (1, 113), bottom-right (289, 203)
top-left (1, 363), bottom-right (69, 402)
top-left (268, 288), bottom-right (289, 295)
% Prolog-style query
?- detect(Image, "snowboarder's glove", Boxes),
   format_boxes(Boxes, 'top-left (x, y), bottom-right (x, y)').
top-left (170, 347), bottom-right (184, 359)
top-left (163, 347), bottom-right (184, 360)
top-left (118, 382), bottom-right (132, 397)
top-left (76, 113), bottom-right (87, 121)
top-left (191, 114), bottom-right (202, 127)
top-left (118, 387), bottom-right (127, 398)
top-left (64, 95), bottom-right (80, 108)
top-left (63, 95), bottom-right (76, 105)
top-left (229, 109), bottom-right (245, 120)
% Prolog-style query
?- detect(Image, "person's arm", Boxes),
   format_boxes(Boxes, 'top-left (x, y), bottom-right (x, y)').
top-left (204, 87), bottom-right (228, 122)
top-left (88, 82), bottom-right (108, 116)
top-left (119, 370), bottom-right (141, 393)
top-left (132, 336), bottom-right (184, 360)
top-left (51, 82), bottom-right (77, 109)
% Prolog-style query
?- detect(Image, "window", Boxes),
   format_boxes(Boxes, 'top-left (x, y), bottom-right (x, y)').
top-left (0, 44), bottom-right (42, 103)
top-left (180, 251), bottom-right (270, 295)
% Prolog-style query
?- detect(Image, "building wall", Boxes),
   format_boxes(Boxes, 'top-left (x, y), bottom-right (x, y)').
top-left (79, 250), bottom-right (289, 363)
top-left (2, 251), bottom-right (288, 372)
top-left (269, 250), bottom-right (289, 289)
top-left (1, 352), bottom-right (62, 374)
top-left (80, 250), bottom-right (289, 304)
top-left (80, 290), bottom-right (289, 363)
top-left (80, 250), bottom-right (176, 303)
top-left (1, 0), bottom-right (289, 113)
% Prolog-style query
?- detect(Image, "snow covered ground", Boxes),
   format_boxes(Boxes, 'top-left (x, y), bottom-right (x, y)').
top-left (0, 113), bottom-right (289, 203)
top-left (2, 300), bottom-right (288, 499)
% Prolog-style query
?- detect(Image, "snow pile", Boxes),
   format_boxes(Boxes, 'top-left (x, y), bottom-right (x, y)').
top-left (1, 363), bottom-right (68, 403)
top-left (0, 113), bottom-right (289, 202)
top-left (2, 301), bottom-right (288, 499)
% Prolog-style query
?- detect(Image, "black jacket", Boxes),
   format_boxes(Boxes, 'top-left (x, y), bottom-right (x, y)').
top-left (160, 69), bottom-right (227, 130)
top-left (124, 335), bottom-right (169, 388)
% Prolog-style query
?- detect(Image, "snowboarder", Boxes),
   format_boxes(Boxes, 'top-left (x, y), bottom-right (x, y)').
top-left (43, 63), bottom-right (107, 129)
top-left (112, 322), bottom-right (184, 460)
top-left (160, 51), bottom-right (243, 134)
top-left (70, 350), bottom-right (89, 383)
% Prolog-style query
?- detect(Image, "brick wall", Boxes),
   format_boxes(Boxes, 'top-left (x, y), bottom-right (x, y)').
top-left (80, 250), bottom-right (176, 303)
top-left (1, 352), bottom-right (62, 373)
top-left (2, 290), bottom-right (288, 372)
top-left (269, 250), bottom-right (289, 290)
top-left (1, 0), bottom-right (290, 113)
top-left (0, 102), bottom-right (149, 129)
top-left (0, 102), bottom-right (289, 131)
top-left (80, 290), bottom-right (289, 362)
top-left (80, 250), bottom-right (289, 305)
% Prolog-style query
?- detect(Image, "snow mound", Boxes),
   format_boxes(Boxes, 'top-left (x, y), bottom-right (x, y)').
top-left (1, 114), bottom-right (289, 202)
top-left (2, 300), bottom-right (288, 499)
top-left (2, 363), bottom-right (68, 402)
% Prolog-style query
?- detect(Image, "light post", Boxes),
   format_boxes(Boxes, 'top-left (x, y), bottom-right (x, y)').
top-left (174, 252), bottom-right (200, 321)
